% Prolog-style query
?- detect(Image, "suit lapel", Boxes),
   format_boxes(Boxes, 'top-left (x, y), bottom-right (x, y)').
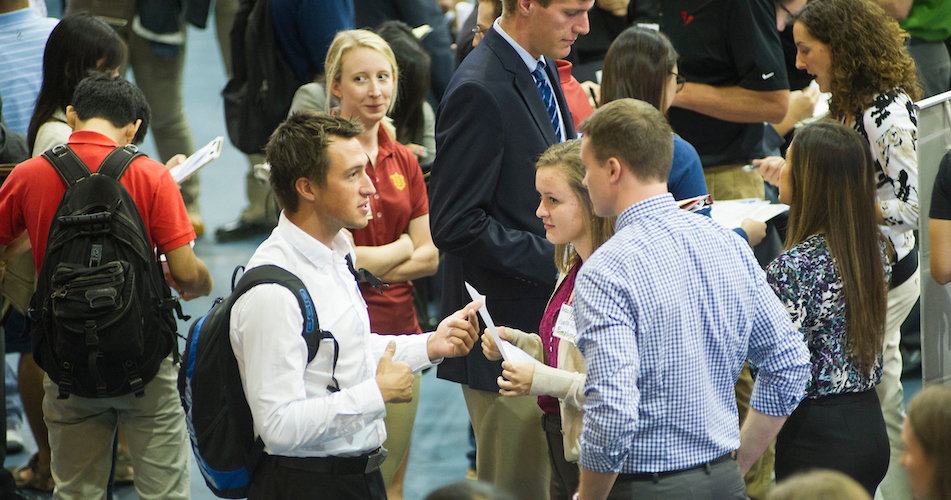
top-left (484, 29), bottom-right (558, 146)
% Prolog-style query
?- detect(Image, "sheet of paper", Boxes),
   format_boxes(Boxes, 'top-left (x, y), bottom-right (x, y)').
top-left (169, 136), bottom-right (223, 184)
top-left (710, 198), bottom-right (789, 229)
top-left (464, 282), bottom-right (541, 365)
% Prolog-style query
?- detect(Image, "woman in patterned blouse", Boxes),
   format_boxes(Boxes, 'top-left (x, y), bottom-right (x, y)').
top-left (758, 2), bottom-right (921, 495)
top-left (767, 120), bottom-right (891, 493)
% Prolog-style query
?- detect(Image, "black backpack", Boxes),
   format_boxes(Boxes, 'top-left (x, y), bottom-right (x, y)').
top-left (222, 0), bottom-right (299, 155)
top-left (179, 265), bottom-right (338, 499)
top-left (31, 144), bottom-right (185, 399)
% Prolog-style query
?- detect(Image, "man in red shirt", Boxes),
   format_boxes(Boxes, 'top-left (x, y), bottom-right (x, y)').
top-left (0, 75), bottom-right (213, 499)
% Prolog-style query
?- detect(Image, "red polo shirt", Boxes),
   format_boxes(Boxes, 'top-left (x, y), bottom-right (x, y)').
top-left (352, 127), bottom-right (429, 334)
top-left (0, 130), bottom-right (195, 273)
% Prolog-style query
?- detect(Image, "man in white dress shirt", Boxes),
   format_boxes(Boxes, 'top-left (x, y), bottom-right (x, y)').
top-left (229, 111), bottom-right (482, 500)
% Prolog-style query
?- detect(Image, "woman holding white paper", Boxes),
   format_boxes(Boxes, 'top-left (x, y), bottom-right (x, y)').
top-left (481, 139), bottom-right (614, 500)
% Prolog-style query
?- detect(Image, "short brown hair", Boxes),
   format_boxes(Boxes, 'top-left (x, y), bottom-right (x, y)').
top-left (907, 384), bottom-right (951, 500)
top-left (266, 111), bottom-right (363, 213)
top-left (577, 98), bottom-right (672, 183)
top-left (502, 0), bottom-right (554, 16)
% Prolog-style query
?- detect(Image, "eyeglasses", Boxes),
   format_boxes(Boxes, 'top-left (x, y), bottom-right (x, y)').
top-left (472, 25), bottom-right (489, 36)
top-left (671, 72), bottom-right (686, 93)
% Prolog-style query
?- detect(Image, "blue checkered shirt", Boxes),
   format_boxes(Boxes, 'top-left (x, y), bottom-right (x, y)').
top-left (575, 194), bottom-right (809, 473)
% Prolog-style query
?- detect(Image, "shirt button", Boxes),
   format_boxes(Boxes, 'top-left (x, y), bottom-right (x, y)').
top-left (377, 213), bottom-right (382, 218)
top-left (374, 194), bottom-right (380, 199)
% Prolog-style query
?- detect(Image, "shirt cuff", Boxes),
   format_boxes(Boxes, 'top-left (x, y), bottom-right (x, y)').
top-left (405, 332), bottom-right (437, 372)
top-left (749, 370), bottom-right (807, 417)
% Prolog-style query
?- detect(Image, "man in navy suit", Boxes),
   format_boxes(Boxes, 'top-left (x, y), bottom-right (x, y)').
top-left (429, 0), bottom-right (592, 497)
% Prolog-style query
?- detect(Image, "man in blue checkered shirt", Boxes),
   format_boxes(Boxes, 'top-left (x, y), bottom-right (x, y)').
top-left (572, 99), bottom-right (810, 500)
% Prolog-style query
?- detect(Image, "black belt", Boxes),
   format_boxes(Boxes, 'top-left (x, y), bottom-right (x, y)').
top-left (890, 250), bottom-right (918, 289)
top-left (270, 447), bottom-right (387, 475)
top-left (617, 452), bottom-right (735, 482)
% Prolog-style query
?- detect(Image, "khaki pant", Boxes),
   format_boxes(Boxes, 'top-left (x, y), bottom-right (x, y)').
top-left (43, 355), bottom-right (190, 500)
top-left (874, 269), bottom-right (919, 500)
top-left (380, 372), bottom-right (421, 486)
top-left (463, 385), bottom-right (551, 500)
top-left (703, 163), bottom-right (765, 201)
top-left (735, 363), bottom-right (774, 500)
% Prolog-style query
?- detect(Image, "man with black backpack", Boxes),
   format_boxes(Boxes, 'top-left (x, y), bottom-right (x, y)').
top-left (0, 75), bottom-right (213, 499)
top-left (229, 111), bottom-right (480, 499)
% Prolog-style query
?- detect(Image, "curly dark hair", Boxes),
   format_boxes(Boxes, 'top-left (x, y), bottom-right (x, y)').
top-left (796, 0), bottom-right (919, 120)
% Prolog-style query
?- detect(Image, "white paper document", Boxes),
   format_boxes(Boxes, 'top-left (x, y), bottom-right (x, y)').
top-left (169, 136), bottom-right (223, 184)
top-left (710, 198), bottom-right (789, 229)
top-left (464, 282), bottom-right (541, 365)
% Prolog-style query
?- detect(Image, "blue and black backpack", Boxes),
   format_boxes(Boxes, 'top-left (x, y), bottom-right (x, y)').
top-left (178, 265), bottom-right (338, 498)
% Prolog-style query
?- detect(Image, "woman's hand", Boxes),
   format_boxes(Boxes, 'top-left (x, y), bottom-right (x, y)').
top-left (498, 361), bottom-right (536, 396)
top-left (481, 326), bottom-right (511, 361)
top-left (753, 156), bottom-right (785, 187)
top-left (405, 143), bottom-right (428, 160)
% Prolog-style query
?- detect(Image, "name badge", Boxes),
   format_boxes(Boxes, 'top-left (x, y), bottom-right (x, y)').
top-left (552, 303), bottom-right (577, 344)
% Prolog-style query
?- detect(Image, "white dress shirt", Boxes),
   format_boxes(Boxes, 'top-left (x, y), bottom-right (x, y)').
top-left (230, 213), bottom-right (435, 458)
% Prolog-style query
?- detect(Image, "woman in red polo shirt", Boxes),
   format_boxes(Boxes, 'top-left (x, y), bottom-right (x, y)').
top-left (324, 29), bottom-right (439, 500)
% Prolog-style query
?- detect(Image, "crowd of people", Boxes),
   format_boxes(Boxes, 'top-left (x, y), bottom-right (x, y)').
top-left (1, 0), bottom-right (950, 499)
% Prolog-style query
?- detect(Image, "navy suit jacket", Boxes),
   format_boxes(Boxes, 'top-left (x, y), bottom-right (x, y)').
top-left (430, 26), bottom-right (575, 391)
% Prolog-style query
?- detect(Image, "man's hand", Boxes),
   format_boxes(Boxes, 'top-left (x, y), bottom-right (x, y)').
top-left (498, 361), bottom-right (535, 396)
top-left (376, 341), bottom-right (414, 403)
top-left (596, 0), bottom-right (629, 16)
top-left (481, 325), bottom-right (512, 361)
top-left (752, 156), bottom-right (785, 187)
top-left (740, 218), bottom-right (767, 247)
top-left (428, 300), bottom-right (482, 361)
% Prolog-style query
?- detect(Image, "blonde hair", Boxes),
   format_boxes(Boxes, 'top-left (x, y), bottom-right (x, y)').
top-left (324, 29), bottom-right (399, 116)
top-left (767, 470), bottom-right (871, 500)
top-left (536, 140), bottom-right (615, 274)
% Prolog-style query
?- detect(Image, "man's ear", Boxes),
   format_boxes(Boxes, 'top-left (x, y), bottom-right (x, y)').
top-left (123, 119), bottom-right (142, 145)
top-left (295, 177), bottom-right (318, 205)
top-left (606, 157), bottom-right (624, 184)
top-left (65, 105), bottom-right (78, 130)
top-left (516, 0), bottom-right (533, 16)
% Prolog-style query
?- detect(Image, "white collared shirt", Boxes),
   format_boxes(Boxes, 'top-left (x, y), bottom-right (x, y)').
top-left (230, 213), bottom-right (434, 458)
top-left (493, 18), bottom-right (566, 142)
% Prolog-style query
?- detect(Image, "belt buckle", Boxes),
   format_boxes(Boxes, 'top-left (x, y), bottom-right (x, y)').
top-left (365, 447), bottom-right (388, 474)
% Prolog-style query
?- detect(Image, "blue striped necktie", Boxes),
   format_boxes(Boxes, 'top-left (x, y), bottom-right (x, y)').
top-left (532, 62), bottom-right (561, 140)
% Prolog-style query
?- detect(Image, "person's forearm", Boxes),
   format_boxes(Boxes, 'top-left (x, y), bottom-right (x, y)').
top-left (354, 238), bottom-right (413, 277)
top-left (673, 84), bottom-right (789, 123)
top-left (378, 243), bottom-right (438, 283)
top-left (737, 407), bottom-right (788, 475)
top-left (577, 466), bottom-right (619, 500)
top-left (930, 219), bottom-right (951, 284)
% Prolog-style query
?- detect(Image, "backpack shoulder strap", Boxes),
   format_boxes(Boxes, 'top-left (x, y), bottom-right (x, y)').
top-left (96, 145), bottom-right (143, 181)
top-left (233, 265), bottom-right (326, 364)
top-left (42, 144), bottom-right (91, 187)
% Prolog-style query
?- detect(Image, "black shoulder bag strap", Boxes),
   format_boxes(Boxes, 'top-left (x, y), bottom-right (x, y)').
top-left (95, 144), bottom-right (143, 181)
top-left (42, 144), bottom-right (91, 187)
top-left (232, 265), bottom-right (340, 392)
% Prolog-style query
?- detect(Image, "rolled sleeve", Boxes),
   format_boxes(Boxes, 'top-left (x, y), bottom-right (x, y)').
top-left (746, 278), bottom-right (810, 416)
